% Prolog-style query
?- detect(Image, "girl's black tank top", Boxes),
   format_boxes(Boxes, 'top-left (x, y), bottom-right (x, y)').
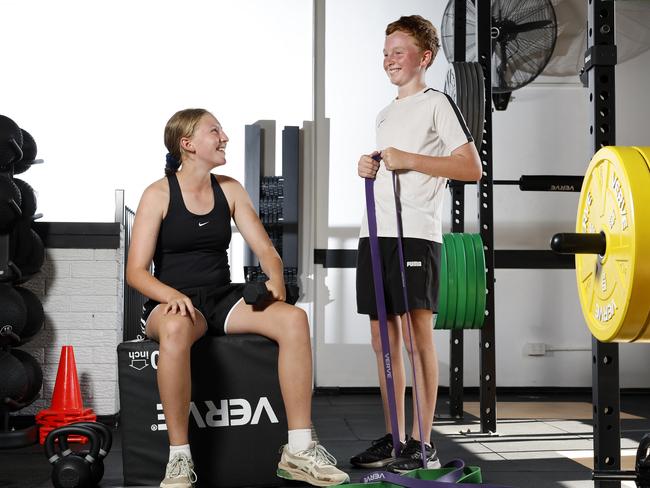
top-left (153, 173), bottom-right (231, 290)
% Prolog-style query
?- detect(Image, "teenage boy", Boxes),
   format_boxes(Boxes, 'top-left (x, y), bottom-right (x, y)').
top-left (352, 15), bottom-right (482, 473)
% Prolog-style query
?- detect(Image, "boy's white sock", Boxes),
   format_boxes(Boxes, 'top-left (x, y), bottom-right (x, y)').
top-left (288, 428), bottom-right (313, 453)
top-left (169, 443), bottom-right (192, 462)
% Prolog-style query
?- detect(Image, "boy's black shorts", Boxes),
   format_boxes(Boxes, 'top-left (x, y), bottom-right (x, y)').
top-left (356, 237), bottom-right (441, 319)
top-left (141, 283), bottom-right (245, 337)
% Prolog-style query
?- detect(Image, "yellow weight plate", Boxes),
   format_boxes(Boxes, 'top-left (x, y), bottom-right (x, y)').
top-left (575, 146), bottom-right (650, 342)
top-left (630, 146), bottom-right (650, 342)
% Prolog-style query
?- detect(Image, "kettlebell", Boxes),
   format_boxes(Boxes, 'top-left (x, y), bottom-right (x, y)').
top-left (45, 425), bottom-right (101, 488)
top-left (59, 422), bottom-right (113, 485)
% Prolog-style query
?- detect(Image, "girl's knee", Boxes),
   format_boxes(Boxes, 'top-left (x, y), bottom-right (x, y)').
top-left (158, 317), bottom-right (195, 348)
top-left (278, 306), bottom-right (309, 343)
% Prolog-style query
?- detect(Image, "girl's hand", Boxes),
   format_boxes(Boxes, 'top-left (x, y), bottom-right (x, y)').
top-left (266, 280), bottom-right (286, 302)
top-left (163, 292), bottom-right (197, 323)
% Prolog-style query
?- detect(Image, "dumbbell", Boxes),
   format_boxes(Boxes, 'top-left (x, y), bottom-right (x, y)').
top-left (15, 286), bottom-right (45, 344)
top-left (45, 425), bottom-right (102, 488)
top-left (0, 350), bottom-right (28, 405)
top-left (12, 129), bottom-right (38, 175)
top-left (243, 282), bottom-right (299, 306)
top-left (0, 283), bottom-right (27, 344)
top-left (59, 422), bottom-right (113, 487)
top-left (12, 178), bottom-right (37, 218)
top-left (9, 349), bottom-right (43, 408)
top-left (0, 114), bottom-right (23, 169)
top-left (0, 174), bottom-right (22, 233)
top-left (11, 224), bottom-right (45, 283)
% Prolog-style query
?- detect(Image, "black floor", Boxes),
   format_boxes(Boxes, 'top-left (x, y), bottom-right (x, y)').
top-left (2, 391), bottom-right (649, 488)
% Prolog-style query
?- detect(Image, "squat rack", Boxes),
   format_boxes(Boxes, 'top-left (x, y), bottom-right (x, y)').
top-left (447, 5), bottom-right (622, 471)
top-left (448, 1), bottom-right (624, 484)
top-left (585, 1), bottom-right (621, 486)
top-left (447, 0), bottom-right (497, 434)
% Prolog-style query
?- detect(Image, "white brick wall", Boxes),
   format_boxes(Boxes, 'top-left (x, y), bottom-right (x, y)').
top-left (16, 230), bottom-right (124, 416)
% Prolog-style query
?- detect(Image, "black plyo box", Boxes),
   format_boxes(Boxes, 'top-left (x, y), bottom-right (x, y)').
top-left (117, 335), bottom-right (286, 487)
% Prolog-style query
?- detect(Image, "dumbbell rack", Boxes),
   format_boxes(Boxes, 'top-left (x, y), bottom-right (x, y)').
top-left (0, 120), bottom-right (45, 448)
top-left (0, 213), bottom-right (39, 448)
top-left (243, 121), bottom-right (300, 292)
top-left (0, 174), bottom-right (31, 448)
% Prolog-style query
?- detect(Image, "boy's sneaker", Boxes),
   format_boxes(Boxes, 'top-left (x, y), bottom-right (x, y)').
top-left (160, 453), bottom-right (197, 488)
top-left (277, 442), bottom-right (350, 486)
top-left (350, 433), bottom-right (406, 468)
top-left (386, 438), bottom-right (441, 473)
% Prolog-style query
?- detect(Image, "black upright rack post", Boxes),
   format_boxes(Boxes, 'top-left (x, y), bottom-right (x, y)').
top-left (585, 1), bottom-right (620, 486)
top-left (281, 126), bottom-right (300, 286)
top-left (244, 123), bottom-right (263, 269)
top-left (476, 0), bottom-right (497, 434)
top-left (447, 0), bottom-right (468, 420)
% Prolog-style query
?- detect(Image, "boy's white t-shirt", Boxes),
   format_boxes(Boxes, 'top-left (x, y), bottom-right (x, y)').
top-left (359, 87), bottom-right (472, 243)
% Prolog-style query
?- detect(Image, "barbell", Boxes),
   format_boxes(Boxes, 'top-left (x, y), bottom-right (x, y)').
top-left (551, 146), bottom-right (650, 343)
top-left (494, 175), bottom-right (583, 192)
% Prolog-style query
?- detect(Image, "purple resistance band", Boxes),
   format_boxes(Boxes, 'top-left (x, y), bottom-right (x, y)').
top-left (363, 157), bottom-right (512, 488)
top-left (362, 459), bottom-right (467, 486)
top-left (364, 154), bottom-right (426, 466)
top-left (365, 174), bottom-right (402, 459)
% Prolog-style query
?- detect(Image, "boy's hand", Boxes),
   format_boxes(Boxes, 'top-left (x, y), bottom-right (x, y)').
top-left (358, 151), bottom-right (381, 179)
top-left (381, 147), bottom-right (409, 171)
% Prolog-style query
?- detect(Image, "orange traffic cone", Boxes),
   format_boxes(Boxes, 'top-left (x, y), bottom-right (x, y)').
top-left (49, 345), bottom-right (84, 413)
top-left (36, 345), bottom-right (96, 444)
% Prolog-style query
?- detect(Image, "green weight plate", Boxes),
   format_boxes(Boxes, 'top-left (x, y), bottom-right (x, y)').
top-left (450, 234), bottom-right (467, 330)
top-left (472, 234), bottom-right (486, 328)
top-left (445, 234), bottom-right (458, 329)
top-left (461, 234), bottom-right (477, 329)
top-left (436, 236), bottom-right (448, 329)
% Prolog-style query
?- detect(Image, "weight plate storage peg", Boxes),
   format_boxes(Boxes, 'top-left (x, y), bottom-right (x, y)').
top-left (557, 146), bottom-right (650, 343)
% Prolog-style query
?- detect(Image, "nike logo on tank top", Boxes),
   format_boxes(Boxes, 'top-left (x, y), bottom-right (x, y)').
top-left (153, 173), bottom-right (232, 290)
